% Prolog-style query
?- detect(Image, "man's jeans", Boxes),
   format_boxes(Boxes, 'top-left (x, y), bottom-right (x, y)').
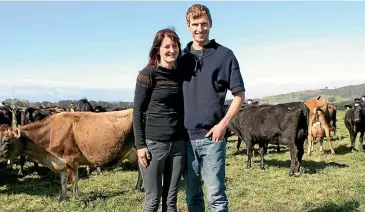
top-left (140, 139), bottom-right (186, 212)
top-left (184, 137), bottom-right (228, 212)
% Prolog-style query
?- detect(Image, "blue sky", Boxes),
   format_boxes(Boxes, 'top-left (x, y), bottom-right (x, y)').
top-left (1, 2), bottom-right (365, 101)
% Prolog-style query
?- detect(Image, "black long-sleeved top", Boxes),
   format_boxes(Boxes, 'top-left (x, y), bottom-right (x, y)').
top-left (133, 66), bottom-right (186, 149)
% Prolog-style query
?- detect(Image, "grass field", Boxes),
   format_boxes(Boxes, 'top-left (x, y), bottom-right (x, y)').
top-left (1, 110), bottom-right (365, 212)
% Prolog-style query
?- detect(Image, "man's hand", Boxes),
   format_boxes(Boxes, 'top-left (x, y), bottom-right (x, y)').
top-left (205, 122), bottom-right (228, 142)
top-left (137, 147), bottom-right (151, 168)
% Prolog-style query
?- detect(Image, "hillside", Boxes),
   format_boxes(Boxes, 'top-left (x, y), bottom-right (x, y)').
top-left (259, 83), bottom-right (365, 106)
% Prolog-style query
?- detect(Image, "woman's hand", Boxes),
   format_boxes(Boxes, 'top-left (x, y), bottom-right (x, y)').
top-left (137, 147), bottom-right (151, 168)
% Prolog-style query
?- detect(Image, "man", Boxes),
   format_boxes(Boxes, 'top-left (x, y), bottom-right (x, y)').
top-left (179, 4), bottom-right (245, 212)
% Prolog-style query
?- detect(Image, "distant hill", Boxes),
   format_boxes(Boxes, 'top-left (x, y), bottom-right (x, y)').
top-left (259, 83), bottom-right (365, 106)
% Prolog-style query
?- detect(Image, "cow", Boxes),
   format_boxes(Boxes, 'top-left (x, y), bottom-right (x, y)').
top-left (0, 109), bottom-right (140, 201)
top-left (13, 108), bottom-right (23, 127)
top-left (308, 108), bottom-right (326, 153)
top-left (18, 106), bottom-right (64, 177)
top-left (228, 102), bottom-right (308, 176)
top-left (0, 106), bottom-right (13, 171)
top-left (328, 104), bottom-right (337, 135)
top-left (344, 100), bottom-right (365, 152)
top-left (304, 96), bottom-right (335, 156)
top-left (94, 106), bottom-right (107, 112)
top-left (76, 98), bottom-right (95, 112)
top-left (21, 107), bottom-right (36, 126)
top-left (228, 104), bottom-right (281, 153)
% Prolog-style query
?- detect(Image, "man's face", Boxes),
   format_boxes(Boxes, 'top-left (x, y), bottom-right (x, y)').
top-left (187, 14), bottom-right (211, 44)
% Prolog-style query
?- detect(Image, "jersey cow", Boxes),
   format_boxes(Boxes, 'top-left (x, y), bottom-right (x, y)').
top-left (0, 109), bottom-right (138, 201)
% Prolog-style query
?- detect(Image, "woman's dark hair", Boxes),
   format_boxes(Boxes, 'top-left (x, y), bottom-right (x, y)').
top-left (148, 27), bottom-right (181, 69)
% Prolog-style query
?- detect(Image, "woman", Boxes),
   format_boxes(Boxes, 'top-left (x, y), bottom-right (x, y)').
top-left (133, 27), bottom-right (187, 212)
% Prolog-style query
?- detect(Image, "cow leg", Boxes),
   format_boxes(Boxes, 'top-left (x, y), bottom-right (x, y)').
top-left (6, 159), bottom-right (12, 170)
top-left (236, 137), bottom-right (242, 151)
top-left (67, 168), bottom-right (79, 198)
top-left (296, 141), bottom-right (304, 173)
top-left (258, 143), bottom-right (265, 170)
top-left (135, 165), bottom-right (144, 191)
top-left (58, 171), bottom-right (68, 202)
top-left (246, 141), bottom-right (253, 169)
top-left (289, 147), bottom-right (296, 176)
top-left (276, 141), bottom-right (281, 153)
top-left (359, 131), bottom-right (364, 152)
top-left (318, 137), bottom-right (323, 152)
top-left (307, 135), bottom-right (313, 156)
top-left (323, 123), bottom-right (335, 155)
top-left (86, 165), bottom-right (91, 176)
top-left (96, 166), bottom-right (102, 174)
top-left (18, 156), bottom-right (25, 177)
top-left (349, 128), bottom-right (356, 152)
top-left (33, 161), bottom-right (40, 174)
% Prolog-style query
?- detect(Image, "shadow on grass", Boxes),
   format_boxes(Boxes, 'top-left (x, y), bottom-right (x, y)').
top-left (0, 166), bottom-right (60, 197)
top-left (307, 200), bottom-right (360, 212)
top-left (232, 145), bottom-right (289, 156)
top-left (0, 163), bottom-right (139, 199)
top-left (80, 190), bottom-right (127, 205)
top-left (264, 159), bottom-right (348, 174)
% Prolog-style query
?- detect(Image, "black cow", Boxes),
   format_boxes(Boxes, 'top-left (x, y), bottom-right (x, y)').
top-left (226, 104), bottom-right (281, 153)
top-left (0, 106), bottom-right (13, 170)
top-left (344, 101), bottom-right (365, 152)
top-left (228, 102), bottom-right (308, 176)
top-left (76, 98), bottom-right (95, 112)
top-left (13, 108), bottom-right (23, 127)
top-left (21, 107), bottom-right (36, 126)
top-left (94, 105), bottom-right (107, 112)
top-left (33, 109), bottom-right (52, 121)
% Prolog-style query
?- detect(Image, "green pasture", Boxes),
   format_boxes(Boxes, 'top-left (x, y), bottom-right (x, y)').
top-left (1, 110), bottom-right (365, 212)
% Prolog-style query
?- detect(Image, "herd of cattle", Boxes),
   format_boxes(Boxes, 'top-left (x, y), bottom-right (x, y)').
top-left (0, 96), bottom-right (364, 201)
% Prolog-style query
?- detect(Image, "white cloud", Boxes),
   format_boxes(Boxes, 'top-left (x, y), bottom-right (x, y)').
top-left (231, 36), bottom-right (365, 98)
top-left (1, 60), bottom-right (142, 89)
top-left (2, 36), bottom-right (365, 101)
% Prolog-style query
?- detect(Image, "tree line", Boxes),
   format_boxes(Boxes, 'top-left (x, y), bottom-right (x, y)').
top-left (2, 98), bottom-right (133, 109)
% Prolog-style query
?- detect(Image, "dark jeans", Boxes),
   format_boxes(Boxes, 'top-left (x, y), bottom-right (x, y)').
top-left (184, 137), bottom-right (228, 212)
top-left (140, 139), bottom-right (186, 212)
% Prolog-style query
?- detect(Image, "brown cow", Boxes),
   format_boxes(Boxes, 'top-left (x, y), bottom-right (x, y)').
top-left (0, 109), bottom-right (137, 201)
top-left (304, 96), bottom-right (335, 155)
top-left (309, 109), bottom-right (326, 153)
top-left (328, 104), bottom-right (337, 135)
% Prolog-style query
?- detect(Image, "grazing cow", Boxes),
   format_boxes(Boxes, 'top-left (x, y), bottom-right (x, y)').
top-left (228, 102), bottom-right (308, 176)
top-left (0, 109), bottom-right (139, 201)
top-left (344, 101), bottom-right (365, 152)
top-left (308, 108), bottom-right (326, 153)
top-left (304, 96), bottom-right (335, 155)
top-left (328, 104), bottom-right (337, 135)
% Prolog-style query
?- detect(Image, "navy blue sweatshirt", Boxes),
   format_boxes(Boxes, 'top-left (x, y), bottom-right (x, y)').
top-left (179, 39), bottom-right (245, 140)
top-left (133, 66), bottom-right (187, 149)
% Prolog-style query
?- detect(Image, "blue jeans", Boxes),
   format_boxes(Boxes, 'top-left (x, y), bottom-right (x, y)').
top-left (184, 137), bottom-right (228, 212)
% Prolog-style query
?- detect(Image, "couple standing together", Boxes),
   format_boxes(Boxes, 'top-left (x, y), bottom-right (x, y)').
top-left (133, 4), bottom-right (245, 212)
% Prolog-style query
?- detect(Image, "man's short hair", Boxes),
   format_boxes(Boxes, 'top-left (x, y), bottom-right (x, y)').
top-left (186, 4), bottom-right (212, 25)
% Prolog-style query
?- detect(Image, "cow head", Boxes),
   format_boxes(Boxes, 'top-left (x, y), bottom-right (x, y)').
top-left (353, 102), bottom-right (364, 123)
top-left (0, 125), bottom-right (23, 161)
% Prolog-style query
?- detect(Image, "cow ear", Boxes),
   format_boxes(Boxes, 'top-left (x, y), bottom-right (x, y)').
top-left (13, 128), bottom-right (21, 138)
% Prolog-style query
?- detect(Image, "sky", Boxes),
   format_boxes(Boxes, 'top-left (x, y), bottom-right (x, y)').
top-left (1, 1), bottom-right (365, 102)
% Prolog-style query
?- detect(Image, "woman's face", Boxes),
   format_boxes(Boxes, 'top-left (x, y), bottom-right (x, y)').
top-left (159, 36), bottom-right (179, 67)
